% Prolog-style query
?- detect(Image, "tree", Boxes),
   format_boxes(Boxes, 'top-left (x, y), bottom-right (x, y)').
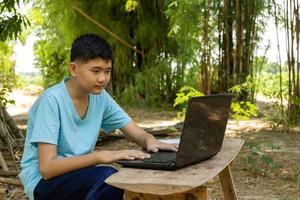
top-left (284, 0), bottom-right (300, 125)
top-left (0, 0), bottom-right (29, 172)
top-left (33, 0), bottom-right (183, 106)
top-left (167, 0), bottom-right (273, 97)
top-left (0, 0), bottom-right (30, 106)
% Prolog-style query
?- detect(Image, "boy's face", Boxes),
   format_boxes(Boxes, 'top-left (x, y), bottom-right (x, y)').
top-left (70, 58), bottom-right (112, 94)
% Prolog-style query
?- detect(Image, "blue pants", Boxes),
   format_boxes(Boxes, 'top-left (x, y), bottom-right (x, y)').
top-left (33, 166), bottom-right (124, 200)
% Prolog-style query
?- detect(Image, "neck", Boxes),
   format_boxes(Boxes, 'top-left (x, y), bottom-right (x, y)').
top-left (66, 78), bottom-right (89, 100)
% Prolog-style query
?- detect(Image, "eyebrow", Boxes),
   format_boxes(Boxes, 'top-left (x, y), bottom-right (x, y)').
top-left (90, 66), bottom-right (112, 70)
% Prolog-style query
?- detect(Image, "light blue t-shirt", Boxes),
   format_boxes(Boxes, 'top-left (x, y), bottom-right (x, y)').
top-left (19, 78), bottom-right (131, 200)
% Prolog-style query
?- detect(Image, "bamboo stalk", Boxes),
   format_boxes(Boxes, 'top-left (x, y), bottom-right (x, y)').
top-left (274, 0), bottom-right (284, 120)
top-left (0, 150), bottom-right (8, 171)
top-left (68, 1), bottom-right (144, 57)
top-left (0, 177), bottom-right (22, 186)
top-left (0, 169), bottom-right (19, 176)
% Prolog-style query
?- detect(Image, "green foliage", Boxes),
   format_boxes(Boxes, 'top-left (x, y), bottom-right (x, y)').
top-left (0, 0), bottom-right (30, 41)
top-left (252, 58), bottom-right (292, 125)
top-left (230, 101), bottom-right (257, 120)
top-left (17, 73), bottom-right (43, 88)
top-left (0, 0), bottom-right (29, 107)
top-left (125, 0), bottom-right (138, 12)
top-left (0, 42), bottom-right (16, 107)
top-left (0, 85), bottom-right (15, 108)
top-left (30, 0), bottom-right (196, 105)
top-left (259, 102), bottom-right (285, 127)
top-left (244, 142), bottom-right (280, 177)
top-left (173, 84), bottom-right (257, 120)
top-left (229, 84), bottom-right (258, 120)
top-left (173, 86), bottom-right (204, 108)
top-left (34, 37), bottom-right (69, 88)
top-left (117, 65), bottom-right (172, 108)
top-left (30, 1), bottom-right (72, 87)
top-left (254, 58), bottom-right (289, 100)
top-left (183, 65), bottom-right (201, 89)
top-left (291, 97), bottom-right (300, 105)
top-left (173, 86), bottom-right (204, 119)
top-left (30, 0), bottom-right (285, 111)
top-left (259, 72), bottom-right (289, 99)
top-left (229, 75), bottom-right (256, 100)
top-left (166, 0), bottom-right (219, 65)
top-left (0, 40), bottom-right (16, 108)
top-left (288, 97), bottom-right (300, 126)
top-left (116, 84), bottom-right (140, 108)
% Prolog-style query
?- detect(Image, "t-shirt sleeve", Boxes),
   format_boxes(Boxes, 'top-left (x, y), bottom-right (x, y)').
top-left (30, 94), bottom-right (60, 146)
top-left (101, 91), bottom-right (132, 133)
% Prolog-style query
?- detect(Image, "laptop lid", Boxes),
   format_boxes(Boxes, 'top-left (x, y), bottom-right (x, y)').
top-left (175, 94), bottom-right (232, 167)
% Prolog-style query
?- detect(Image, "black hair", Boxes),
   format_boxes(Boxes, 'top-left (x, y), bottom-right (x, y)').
top-left (70, 33), bottom-right (113, 62)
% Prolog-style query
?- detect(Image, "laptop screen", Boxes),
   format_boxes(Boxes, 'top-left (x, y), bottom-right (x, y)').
top-left (176, 94), bottom-right (232, 167)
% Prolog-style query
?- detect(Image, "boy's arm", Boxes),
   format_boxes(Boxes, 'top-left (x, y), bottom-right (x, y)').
top-left (38, 143), bottom-right (149, 180)
top-left (121, 121), bottom-right (178, 152)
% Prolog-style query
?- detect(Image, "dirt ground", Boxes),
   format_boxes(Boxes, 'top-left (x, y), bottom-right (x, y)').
top-left (0, 89), bottom-right (299, 200)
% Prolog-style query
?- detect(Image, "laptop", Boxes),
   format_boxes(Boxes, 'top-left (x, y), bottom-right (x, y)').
top-left (116, 94), bottom-right (233, 170)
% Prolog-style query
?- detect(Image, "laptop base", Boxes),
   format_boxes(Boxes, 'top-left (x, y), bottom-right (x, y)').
top-left (116, 160), bottom-right (178, 170)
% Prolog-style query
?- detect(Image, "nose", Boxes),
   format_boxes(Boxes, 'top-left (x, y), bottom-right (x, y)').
top-left (97, 73), bottom-right (107, 83)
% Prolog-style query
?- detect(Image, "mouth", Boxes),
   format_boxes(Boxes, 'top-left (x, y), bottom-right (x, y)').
top-left (91, 86), bottom-right (104, 93)
top-left (94, 85), bottom-right (105, 90)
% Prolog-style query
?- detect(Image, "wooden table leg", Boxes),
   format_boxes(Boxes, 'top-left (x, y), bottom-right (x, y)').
top-left (219, 165), bottom-right (238, 200)
top-left (124, 186), bottom-right (208, 200)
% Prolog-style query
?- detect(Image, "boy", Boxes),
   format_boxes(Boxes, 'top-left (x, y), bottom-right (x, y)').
top-left (19, 33), bottom-right (178, 200)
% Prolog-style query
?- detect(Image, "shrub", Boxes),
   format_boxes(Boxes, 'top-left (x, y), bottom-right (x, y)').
top-left (173, 86), bottom-right (204, 119)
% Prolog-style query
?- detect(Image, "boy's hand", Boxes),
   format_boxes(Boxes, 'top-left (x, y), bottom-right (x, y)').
top-left (146, 138), bottom-right (178, 153)
top-left (93, 150), bottom-right (150, 164)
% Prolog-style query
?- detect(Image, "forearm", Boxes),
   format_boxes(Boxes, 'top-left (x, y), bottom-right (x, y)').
top-left (121, 122), bottom-right (156, 148)
top-left (121, 122), bottom-right (178, 153)
top-left (38, 140), bottom-right (151, 180)
top-left (131, 130), bottom-right (156, 149)
top-left (39, 152), bottom-right (99, 180)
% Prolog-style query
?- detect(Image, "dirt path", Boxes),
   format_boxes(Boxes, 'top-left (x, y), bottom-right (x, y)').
top-left (1, 90), bottom-right (299, 199)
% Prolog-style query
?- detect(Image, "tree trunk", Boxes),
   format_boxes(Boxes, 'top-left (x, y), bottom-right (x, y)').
top-left (200, 0), bottom-right (212, 95)
top-left (0, 103), bottom-right (23, 172)
top-left (285, 0), bottom-right (300, 124)
top-left (236, 0), bottom-right (243, 84)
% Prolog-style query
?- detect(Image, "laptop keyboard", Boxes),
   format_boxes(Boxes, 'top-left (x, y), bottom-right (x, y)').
top-left (143, 152), bottom-right (177, 163)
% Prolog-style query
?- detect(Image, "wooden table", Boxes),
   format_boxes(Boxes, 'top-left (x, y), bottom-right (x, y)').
top-left (106, 138), bottom-right (244, 200)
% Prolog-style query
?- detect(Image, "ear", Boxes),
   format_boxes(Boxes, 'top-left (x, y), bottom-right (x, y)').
top-left (69, 62), bottom-right (78, 77)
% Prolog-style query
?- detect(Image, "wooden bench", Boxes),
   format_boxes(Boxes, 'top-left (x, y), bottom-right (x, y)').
top-left (106, 138), bottom-right (244, 200)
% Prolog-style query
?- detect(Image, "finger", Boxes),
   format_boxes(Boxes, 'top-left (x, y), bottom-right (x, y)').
top-left (170, 145), bottom-right (178, 152)
top-left (172, 144), bottom-right (179, 151)
top-left (144, 153), bottom-right (151, 158)
top-left (134, 154), bottom-right (149, 160)
top-left (153, 148), bottom-right (159, 153)
top-left (158, 144), bottom-right (178, 152)
top-left (128, 150), bottom-right (143, 157)
top-left (147, 147), bottom-right (159, 153)
top-left (162, 145), bottom-right (177, 152)
top-left (124, 155), bottom-right (135, 160)
top-left (131, 151), bottom-right (151, 159)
